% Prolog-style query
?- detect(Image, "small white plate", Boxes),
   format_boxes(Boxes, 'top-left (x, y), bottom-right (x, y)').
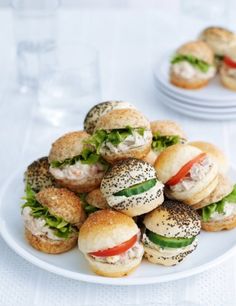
top-left (154, 54), bottom-right (236, 105)
top-left (1, 169), bottom-right (236, 285)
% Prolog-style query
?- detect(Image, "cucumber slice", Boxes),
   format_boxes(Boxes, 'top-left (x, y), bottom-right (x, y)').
top-left (114, 179), bottom-right (157, 197)
top-left (146, 230), bottom-right (195, 248)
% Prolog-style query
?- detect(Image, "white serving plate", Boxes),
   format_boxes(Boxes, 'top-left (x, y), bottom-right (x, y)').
top-left (154, 54), bottom-right (236, 105)
top-left (1, 169), bottom-right (236, 285)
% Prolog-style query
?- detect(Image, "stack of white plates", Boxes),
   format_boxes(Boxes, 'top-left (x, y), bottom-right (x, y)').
top-left (154, 55), bottom-right (236, 120)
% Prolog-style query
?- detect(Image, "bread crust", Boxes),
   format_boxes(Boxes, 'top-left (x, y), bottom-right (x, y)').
top-left (36, 187), bottom-right (85, 228)
top-left (142, 149), bottom-right (159, 166)
top-left (151, 120), bottom-right (187, 139)
top-left (170, 72), bottom-right (210, 89)
top-left (86, 188), bottom-right (109, 209)
top-left (201, 213), bottom-right (236, 231)
top-left (25, 228), bottom-right (77, 254)
top-left (220, 71), bottom-right (236, 91)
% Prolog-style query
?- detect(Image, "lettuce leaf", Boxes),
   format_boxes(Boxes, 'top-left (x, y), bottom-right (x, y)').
top-left (171, 54), bottom-right (211, 73)
top-left (201, 185), bottom-right (236, 222)
top-left (22, 185), bottom-right (74, 239)
top-left (152, 133), bottom-right (180, 152)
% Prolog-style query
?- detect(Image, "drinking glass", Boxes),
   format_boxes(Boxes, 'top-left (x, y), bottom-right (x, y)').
top-left (11, 0), bottom-right (60, 92)
top-left (37, 43), bottom-right (101, 127)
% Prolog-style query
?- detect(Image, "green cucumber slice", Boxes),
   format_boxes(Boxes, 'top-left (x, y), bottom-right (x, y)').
top-left (146, 230), bottom-right (195, 248)
top-left (114, 179), bottom-right (157, 197)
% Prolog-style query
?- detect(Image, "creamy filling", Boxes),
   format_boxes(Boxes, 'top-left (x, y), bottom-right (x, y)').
top-left (50, 161), bottom-right (105, 182)
top-left (100, 131), bottom-right (151, 154)
top-left (22, 207), bottom-right (65, 241)
top-left (89, 241), bottom-right (144, 265)
top-left (171, 61), bottom-right (216, 80)
top-left (142, 233), bottom-right (197, 257)
top-left (170, 157), bottom-right (213, 193)
top-left (207, 202), bottom-right (236, 221)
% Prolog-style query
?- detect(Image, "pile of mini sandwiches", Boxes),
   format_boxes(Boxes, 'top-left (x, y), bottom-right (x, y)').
top-left (170, 26), bottom-right (236, 90)
top-left (21, 101), bottom-right (236, 278)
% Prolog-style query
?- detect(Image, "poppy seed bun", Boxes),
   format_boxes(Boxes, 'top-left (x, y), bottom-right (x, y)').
top-left (192, 174), bottom-right (233, 210)
top-left (101, 159), bottom-right (164, 217)
top-left (176, 40), bottom-right (215, 65)
top-left (151, 120), bottom-right (187, 139)
top-left (189, 141), bottom-right (229, 174)
top-left (143, 201), bottom-right (201, 238)
top-left (84, 101), bottom-right (136, 134)
top-left (48, 131), bottom-right (89, 163)
top-left (86, 188), bottom-right (109, 209)
top-left (201, 214), bottom-right (236, 232)
top-left (155, 144), bottom-right (203, 183)
top-left (24, 157), bottom-right (56, 192)
top-left (25, 228), bottom-right (78, 254)
top-left (199, 26), bottom-right (236, 56)
top-left (78, 210), bottom-right (139, 253)
top-left (36, 187), bottom-right (85, 228)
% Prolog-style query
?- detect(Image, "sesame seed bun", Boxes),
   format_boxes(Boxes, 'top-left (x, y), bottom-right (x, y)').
top-left (199, 26), bottom-right (236, 56)
top-left (176, 41), bottom-right (215, 65)
top-left (84, 101), bottom-right (136, 134)
top-left (143, 200), bottom-right (201, 238)
top-left (25, 228), bottom-right (78, 254)
top-left (85, 188), bottom-right (109, 209)
top-left (48, 131), bottom-right (89, 163)
top-left (24, 157), bottom-right (56, 192)
top-left (220, 63), bottom-right (236, 91)
top-left (192, 174), bottom-right (233, 210)
top-left (189, 141), bottom-right (229, 174)
top-left (201, 213), bottom-right (236, 232)
top-left (78, 210), bottom-right (139, 253)
top-left (150, 120), bottom-right (187, 139)
top-left (100, 159), bottom-right (164, 217)
top-left (36, 187), bottom-right (85, 228)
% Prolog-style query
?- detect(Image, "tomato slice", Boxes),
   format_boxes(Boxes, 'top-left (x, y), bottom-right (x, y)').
top-left (224, 56), bottom-right (236, 69)
top-left (89, 234), bottom-right (137, 257)
top-left (166, 153), bottom-right (206, 186)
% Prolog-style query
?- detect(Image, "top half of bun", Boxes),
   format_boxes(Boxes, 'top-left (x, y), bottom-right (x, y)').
top-left (95, 108), bottom-right (151, 131)
top-left (154, 144), bottom-right (206, 183)
top-left (78, 210), bottom-right (139, 253)
top-left (84, 101), bottom-right (136, 134)
top-left (36, 187), bottom-right (84, 226)
top-left (151, 120), bottom-right (186, 139)
top-left (86, 188), bottom-right (109, 209)
top-left (143, 200), bottom-right (201, 238)
top-left (101, 158), bottom-right (158, 196)
top-left (48, 131), bottom-right (89, 163)
top-left (199, 26), bottom-right (236, 55)
top-left (176, 40), bottom-right (214, 65)
top-left (189, 141), bottom-right (229, 174)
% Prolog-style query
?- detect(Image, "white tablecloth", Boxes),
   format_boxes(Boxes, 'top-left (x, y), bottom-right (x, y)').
top-left (1, 7), bottom-right (236, 306)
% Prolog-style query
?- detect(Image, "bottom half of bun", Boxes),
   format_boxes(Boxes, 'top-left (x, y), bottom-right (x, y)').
top-left (220, 73), bottom-right (236, 91)
top-left (84, 253), bottom-right (143, 277)
top-left (170, 72), bottom-right (210, 90)
top-left (143, 149), bottom-right (159, 166)
top-left (201, 213), bottom-right (236, 232)
top-left (144, 240), bottom-right (198, 266)
top-left (25, 228), bottom-right (78, 254)
top-left (55, 176), bottom-right (101, 193)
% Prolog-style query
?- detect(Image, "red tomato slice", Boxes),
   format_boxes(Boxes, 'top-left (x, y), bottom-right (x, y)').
top-left (166, 153), bottom-right (206, 186)
top-left (89, 234), bottom-right (137, 257)
top-left (224, 56), bottom-right (236, 69)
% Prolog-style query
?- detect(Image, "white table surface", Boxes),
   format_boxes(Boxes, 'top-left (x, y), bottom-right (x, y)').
top-left (1, 6), bottom-right (236, 306)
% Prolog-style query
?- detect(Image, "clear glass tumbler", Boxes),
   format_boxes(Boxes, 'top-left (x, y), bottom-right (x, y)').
top-left (11, 0), bottom-right (60, 92)
top-left (37, 43), bottom-right (101, 127)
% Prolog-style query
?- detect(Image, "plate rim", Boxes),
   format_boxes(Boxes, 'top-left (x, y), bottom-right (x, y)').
top-left (1, 168), bottom-right (236, 286)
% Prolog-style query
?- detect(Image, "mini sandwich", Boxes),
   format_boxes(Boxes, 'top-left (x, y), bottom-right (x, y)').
top-left (88, 108), bottom-right (152, 163)
top-left (85, 188), bottom-right (109, 213)
top-left (144, 120), bottom-right (187, 165)
top-left (189, 141), bottom-right (229, 174)
top-left (78, 210), bottom-right (144, 277)
top-left (220, 47), bottom-right (236, 91)
top-left (24, 157), bottom-right (56, 192)
top-left (84, 101), bottom-right (136, 134)
top-left (199, 26), bottom-right (236, 67)
top-left (155, 144), bottom-right (219, 205)
top-left (192, 175), bottom-right (236, 232)
top-left (170, 41), bottom-right (216, 89)
top-left (48, 131), bottom-right (108, 193)
top-left (101, 158), bottom-right (164, 217)
top-left (22, 187), bottom-right (85, 254)
top-left (142, 200), bottom-right (201, 266)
